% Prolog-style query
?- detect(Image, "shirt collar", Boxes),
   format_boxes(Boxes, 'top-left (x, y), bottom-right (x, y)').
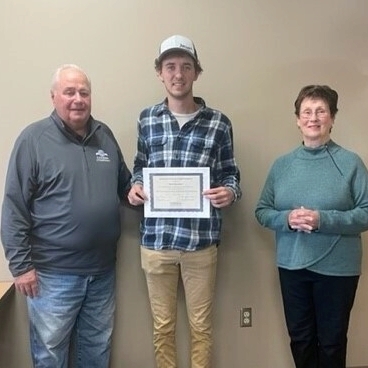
top-left (157, 97), bottom-right (206, 116)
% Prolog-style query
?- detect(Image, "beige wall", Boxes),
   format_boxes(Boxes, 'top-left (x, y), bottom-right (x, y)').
top-left (1, 0), bottom-right (368, 367)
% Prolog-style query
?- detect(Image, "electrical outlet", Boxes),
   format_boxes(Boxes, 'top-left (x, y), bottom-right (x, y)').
top-left (240, 307), bottom-right (252, 327)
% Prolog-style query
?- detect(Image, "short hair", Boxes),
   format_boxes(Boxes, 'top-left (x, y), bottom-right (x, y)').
top-left (294, 85), bottom-right (338, 118)
top-left (51, 64), bottom-right (91, 92)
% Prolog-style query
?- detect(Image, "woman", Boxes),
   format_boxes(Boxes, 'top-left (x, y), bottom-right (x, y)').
top-left (255, 85), bottom-right (368, 368)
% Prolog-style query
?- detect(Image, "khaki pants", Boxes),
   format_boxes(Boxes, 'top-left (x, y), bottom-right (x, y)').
top-left (141, 245), bottom-right (218, 368)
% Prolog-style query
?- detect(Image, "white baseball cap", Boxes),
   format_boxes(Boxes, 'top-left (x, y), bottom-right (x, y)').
top-left (156, 35), bottom-right (199, 63)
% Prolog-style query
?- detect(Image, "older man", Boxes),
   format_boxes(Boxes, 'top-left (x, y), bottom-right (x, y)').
top-left (1, 64), bottom-right (131, 368)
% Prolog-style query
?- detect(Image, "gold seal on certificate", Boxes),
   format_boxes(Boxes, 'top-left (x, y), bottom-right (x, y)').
top-left (143, 167), bottom-right (210, 218)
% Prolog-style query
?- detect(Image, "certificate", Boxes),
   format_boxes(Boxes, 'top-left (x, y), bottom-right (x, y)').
top-left (143, 167), bottom-right (210, 218)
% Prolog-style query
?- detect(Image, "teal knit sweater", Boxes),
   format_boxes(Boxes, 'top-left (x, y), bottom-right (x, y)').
top-left (255, 140), bottom-right (368, 276)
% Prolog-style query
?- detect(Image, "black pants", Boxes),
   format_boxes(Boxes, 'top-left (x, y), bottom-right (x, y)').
top-left (278, 268), bottom-right (359, 368)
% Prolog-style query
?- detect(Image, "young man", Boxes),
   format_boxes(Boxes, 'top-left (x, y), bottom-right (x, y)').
top-left (128, 35), bottom-right (241, 368)
top-left (1, 64), bottom-right (131, 368)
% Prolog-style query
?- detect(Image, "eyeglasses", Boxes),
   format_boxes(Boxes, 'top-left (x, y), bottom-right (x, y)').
top-left (300, 109), bottom-right (329, 119)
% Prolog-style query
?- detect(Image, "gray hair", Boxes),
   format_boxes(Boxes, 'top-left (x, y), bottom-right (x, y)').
top-left (51, 64), bottom-right (91, 91)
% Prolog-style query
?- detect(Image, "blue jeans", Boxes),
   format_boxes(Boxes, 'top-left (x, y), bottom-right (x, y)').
top-left (27, 269), bottom-right (116, 368)
top-left (278, 268), bottom-right (359, 368)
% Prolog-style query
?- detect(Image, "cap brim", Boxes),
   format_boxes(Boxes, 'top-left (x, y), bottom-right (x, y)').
top-left (157, 48), bottom-right (197, 63)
